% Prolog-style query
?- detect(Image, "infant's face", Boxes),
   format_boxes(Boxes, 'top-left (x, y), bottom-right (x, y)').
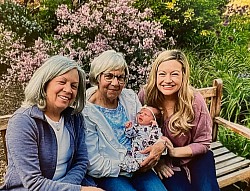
top-left (136, 108), bottom-right (154, 126)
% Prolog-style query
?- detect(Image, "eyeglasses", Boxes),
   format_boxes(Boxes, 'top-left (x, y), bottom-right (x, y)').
top-left (102, 72), bottom-right (127, 84)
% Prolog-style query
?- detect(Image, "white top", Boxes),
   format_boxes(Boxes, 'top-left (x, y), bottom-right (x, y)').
top-left (45, 115), bottom-right (72, 180)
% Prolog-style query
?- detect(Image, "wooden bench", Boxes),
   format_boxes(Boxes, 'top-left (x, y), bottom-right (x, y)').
top-left (0, 79), bottom-right (250, 188)
top-left (198, 79), bottom-right (250, 188)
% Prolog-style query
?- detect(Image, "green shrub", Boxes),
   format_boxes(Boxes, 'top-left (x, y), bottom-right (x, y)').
top-left (33, 0), bottom-right (73, 36)
top-left (219, 127), bottom-right (250, 158)
top-left (187, 5), bottom-right (250, 158)
top-left (0, 1), bottom-right (43, 46)
top-left (133, 0), bottom-right (228, 48)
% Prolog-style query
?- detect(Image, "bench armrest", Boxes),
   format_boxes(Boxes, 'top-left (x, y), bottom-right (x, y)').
top-left (0, 114), bottom-right (12, 131)
top-left (215, 116), bottom-right (250, 140)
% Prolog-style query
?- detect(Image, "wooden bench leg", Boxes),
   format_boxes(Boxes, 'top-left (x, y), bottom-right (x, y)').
top-left (244, 178), bottom-right (250, 191)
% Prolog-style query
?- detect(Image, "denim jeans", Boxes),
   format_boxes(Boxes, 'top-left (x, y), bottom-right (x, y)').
top-left (162, 150), bottom-right (220, 191)
top-left (94, 169), bottom-right (168, 191)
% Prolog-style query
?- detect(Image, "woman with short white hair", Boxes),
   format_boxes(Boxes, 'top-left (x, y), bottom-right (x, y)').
top-left (83, 50), bottom-right (168, 191)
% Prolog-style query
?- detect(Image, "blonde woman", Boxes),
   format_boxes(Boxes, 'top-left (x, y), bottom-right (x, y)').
top-left (139, 49), bottom-right (220, 191)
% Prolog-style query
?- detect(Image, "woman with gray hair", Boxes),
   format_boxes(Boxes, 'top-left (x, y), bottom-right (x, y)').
top-left (1, 55), bottom-right (104, 191)
top-left (83, 50), bottom-right (168, 191)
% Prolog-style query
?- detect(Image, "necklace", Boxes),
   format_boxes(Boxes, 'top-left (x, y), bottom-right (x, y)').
top-left (165, 107), bottom-right (174, 111)
top-left (163, 107), bottom-right (174, 117)
top-left (52, 121), bottom-right (61, 131)
top-left (45, 115), bottom-right (64, 131)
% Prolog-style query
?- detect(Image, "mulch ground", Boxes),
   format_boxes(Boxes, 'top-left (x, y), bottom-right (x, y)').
top-left (0, 86), bottom-right (23, 116)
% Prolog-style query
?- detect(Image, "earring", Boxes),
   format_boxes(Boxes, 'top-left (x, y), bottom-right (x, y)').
top-left (38, 98), bottom-right (46, 106)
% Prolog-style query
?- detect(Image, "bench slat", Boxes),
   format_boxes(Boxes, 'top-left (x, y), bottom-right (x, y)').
top-left (0, 115), bottom-right (10, 131)
top-left (217, 166), bottom-right (250, 188)
top-left (216, 160), bottom-right (250, 177)
top-left (211, 141), bottom-right (223, 149)
top-left (215, 156), bottom-right (245, 170)
top-left (198, 87), bottom-right (217, 98)
top-left (215, 152), bottom-right (236, 164)
top-left (212, 147), bottom-right (230, 157)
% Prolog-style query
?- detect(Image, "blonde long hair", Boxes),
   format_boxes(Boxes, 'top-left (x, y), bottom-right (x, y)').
top-left (146, 50), bottom-right (194, 135)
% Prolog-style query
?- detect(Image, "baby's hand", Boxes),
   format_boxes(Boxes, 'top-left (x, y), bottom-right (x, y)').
top-left (151, 120), bottom-right (158, 126)
top-left (125, 121), bottom-right (132, 128)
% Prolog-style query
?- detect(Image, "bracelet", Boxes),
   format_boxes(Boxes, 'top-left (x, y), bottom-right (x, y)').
top-left (157, 139), bottom-right (168, 155)
top-left (157, 138), bottom-right (167, 147)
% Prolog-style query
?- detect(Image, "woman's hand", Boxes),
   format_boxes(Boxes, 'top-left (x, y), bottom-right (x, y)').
top-left (160, 136), bottom-right (175, 157)
top-left (161, 136), bottom-right (193, 158)
top-left (81, 186), bottom-right (105, 191)
top-left (154, 159), bottom-right (174, 179)
top-left (139, 141), bottom-right (166, 171)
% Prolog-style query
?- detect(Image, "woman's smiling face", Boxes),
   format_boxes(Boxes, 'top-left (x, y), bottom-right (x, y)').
top-left (156, 60), bottom-right (183, 97)
top-left (98, 69), bottom-right (126, 102)
top-left (45, 69), bottom-right (79, 115)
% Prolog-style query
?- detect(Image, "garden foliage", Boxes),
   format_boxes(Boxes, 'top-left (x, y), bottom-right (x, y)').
top-left (33, 0), bottom-right (74, 36)
top-left (0, 0), bottom-right (166, 91)
top-left (134, 0), bottom-right (229, 48)
top-left (186, 2), bottom-right (250, 157)
top-left (0, 1), bottom-right (43, 46)
top-left (0, 26), bottom-right (52, 88)
top-left (54, 0), bottom-right (166, 90)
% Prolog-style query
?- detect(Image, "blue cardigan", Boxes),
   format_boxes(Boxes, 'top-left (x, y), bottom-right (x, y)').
top-left (1, 105), bottom-right (90, 191)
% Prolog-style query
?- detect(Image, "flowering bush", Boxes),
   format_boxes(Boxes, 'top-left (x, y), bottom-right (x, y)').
top-left (0, 24), bottom-right (51, 88)
top-left (55, 0), bottom-right (166, 90)
top-left (0, 0), bottom-right (166, 91)
top-left (7, 0), bottom-right (75, 38)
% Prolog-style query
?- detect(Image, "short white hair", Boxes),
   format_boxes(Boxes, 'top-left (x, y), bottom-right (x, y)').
top-left (89, 50), bottom-right (129, 86)
top-left (22, 55), bottom-right (86, 114)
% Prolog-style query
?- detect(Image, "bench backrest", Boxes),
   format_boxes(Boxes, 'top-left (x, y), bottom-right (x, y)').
top-left (196, 79), bottom-right (223, 141)
top-left (0, 79), bottom-right (223, 162)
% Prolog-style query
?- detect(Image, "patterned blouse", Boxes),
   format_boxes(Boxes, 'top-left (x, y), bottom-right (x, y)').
top-left (94, 101), bottom-right (132, 151)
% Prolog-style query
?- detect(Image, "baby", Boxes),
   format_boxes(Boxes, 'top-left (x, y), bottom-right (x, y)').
top-left (120, 105), bottom-right (163, 172)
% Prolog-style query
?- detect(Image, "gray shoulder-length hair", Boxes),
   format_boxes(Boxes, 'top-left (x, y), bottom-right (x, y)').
top-left (22, 55), bottom-right (86, 114)
top-left (89, 50), bottom-right (129, 86)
